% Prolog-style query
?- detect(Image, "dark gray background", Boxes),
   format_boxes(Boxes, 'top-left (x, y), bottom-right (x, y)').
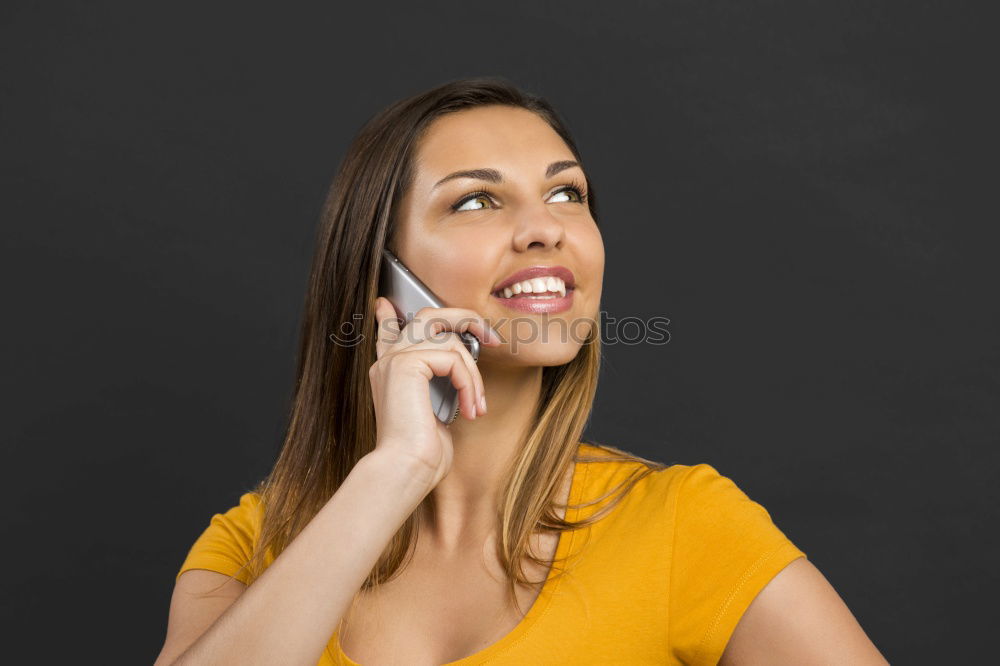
top-left (2, 1), bottom-right (995, 662)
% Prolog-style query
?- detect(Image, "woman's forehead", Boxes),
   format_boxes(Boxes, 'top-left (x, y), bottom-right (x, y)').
top-left (412, 109), bottom-right (575, 189)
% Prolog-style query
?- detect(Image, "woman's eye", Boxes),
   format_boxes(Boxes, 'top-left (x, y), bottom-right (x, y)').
top-left (453, 194), bottom-right (494, 212)
top-left (549, 186), bottom-right (584, 204)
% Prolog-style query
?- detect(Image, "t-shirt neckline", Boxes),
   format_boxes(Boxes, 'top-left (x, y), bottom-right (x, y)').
top-left (332, 450), bottom-right (589, 665)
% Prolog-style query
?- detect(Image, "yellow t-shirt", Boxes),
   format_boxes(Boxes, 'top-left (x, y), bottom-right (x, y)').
top-left (176, 443), bottom-right (806, 664)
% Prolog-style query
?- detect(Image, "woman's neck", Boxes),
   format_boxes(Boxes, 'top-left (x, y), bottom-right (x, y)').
top-left (415, 363), bottom-right (543, 554)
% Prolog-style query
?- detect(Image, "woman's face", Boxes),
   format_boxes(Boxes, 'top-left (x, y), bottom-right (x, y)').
top-left (391, 105), bottom-right (604, 366)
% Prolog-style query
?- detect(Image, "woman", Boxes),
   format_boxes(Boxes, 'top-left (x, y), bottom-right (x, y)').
top-left (156, 77), bottom-right (887, 665)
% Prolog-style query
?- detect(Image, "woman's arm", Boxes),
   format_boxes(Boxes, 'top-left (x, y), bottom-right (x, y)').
top-left (154, 449), bottom-right (431, 666)
top-left (719, 557), bottom-right (889, 665)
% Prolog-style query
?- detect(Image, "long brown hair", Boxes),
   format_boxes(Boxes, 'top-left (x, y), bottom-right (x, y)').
top-left (231, 76), bottom-right (667, 617)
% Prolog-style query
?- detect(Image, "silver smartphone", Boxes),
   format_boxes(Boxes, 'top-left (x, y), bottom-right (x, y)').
top-left (378, 248), bottom-right (481, 424)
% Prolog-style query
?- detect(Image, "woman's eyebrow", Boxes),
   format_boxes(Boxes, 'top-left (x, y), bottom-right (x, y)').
top-left (431, 160), bottom-right (581, 190)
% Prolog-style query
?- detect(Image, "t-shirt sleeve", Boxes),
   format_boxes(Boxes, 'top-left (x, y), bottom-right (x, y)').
top-left (175, 491), bottom-right (263, 586)
top-left (668, 463), bottom-right (806, 665)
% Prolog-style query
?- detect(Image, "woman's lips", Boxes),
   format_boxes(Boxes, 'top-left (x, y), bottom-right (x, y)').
top-left (491, 288), bottom-right (575, 314)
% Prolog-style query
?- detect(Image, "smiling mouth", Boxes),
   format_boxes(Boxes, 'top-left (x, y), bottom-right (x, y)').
top-left (491, 276), bottom-right (572, 299)
top-left (492, 289), bottom-right (574, 300)
top-left (489, 282), bottom-right (575, 314)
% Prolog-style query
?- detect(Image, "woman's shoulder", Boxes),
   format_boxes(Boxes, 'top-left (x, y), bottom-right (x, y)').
top-left (575, 441), bottom-right (705, 495)
top-left (213, 489), bottom-right (265, 528)
top-left (175, 489), bottom-right (265, 585)
top-left (574, 442), bottom-right (786, 525)
top-left (572, 442), bottom-right (689, 522)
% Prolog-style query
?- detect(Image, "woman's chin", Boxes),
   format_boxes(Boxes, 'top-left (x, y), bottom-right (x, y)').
top-left (481, 341), bottom-right (587, 368)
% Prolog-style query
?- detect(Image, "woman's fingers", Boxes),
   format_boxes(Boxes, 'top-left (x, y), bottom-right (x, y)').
top-left (401, 306), bottom-right (502, 350)
top-left (394, 348), bottom-right (481, 422)
top-left (425, 330), bottom-right (485, 415)
top-left (371, 300), bottom-right (495, 416)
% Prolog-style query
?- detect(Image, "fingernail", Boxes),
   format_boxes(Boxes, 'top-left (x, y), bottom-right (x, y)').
top-left (479, 394), bottom-right (487, 413)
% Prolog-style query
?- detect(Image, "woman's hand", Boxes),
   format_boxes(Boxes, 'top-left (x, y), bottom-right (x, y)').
top-left (368, 297), bottom-right (500, 492)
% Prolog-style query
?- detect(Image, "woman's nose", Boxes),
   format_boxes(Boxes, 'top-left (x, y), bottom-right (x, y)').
top-left (510, 206), bottom-right (566, 252)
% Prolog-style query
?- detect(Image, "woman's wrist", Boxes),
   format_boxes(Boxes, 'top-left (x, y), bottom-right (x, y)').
top-left (356, 446), bottom-right (435, 506)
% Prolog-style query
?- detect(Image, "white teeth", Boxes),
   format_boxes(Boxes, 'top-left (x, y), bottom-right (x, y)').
top-left (495, 276), bottom-right (569, 298)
